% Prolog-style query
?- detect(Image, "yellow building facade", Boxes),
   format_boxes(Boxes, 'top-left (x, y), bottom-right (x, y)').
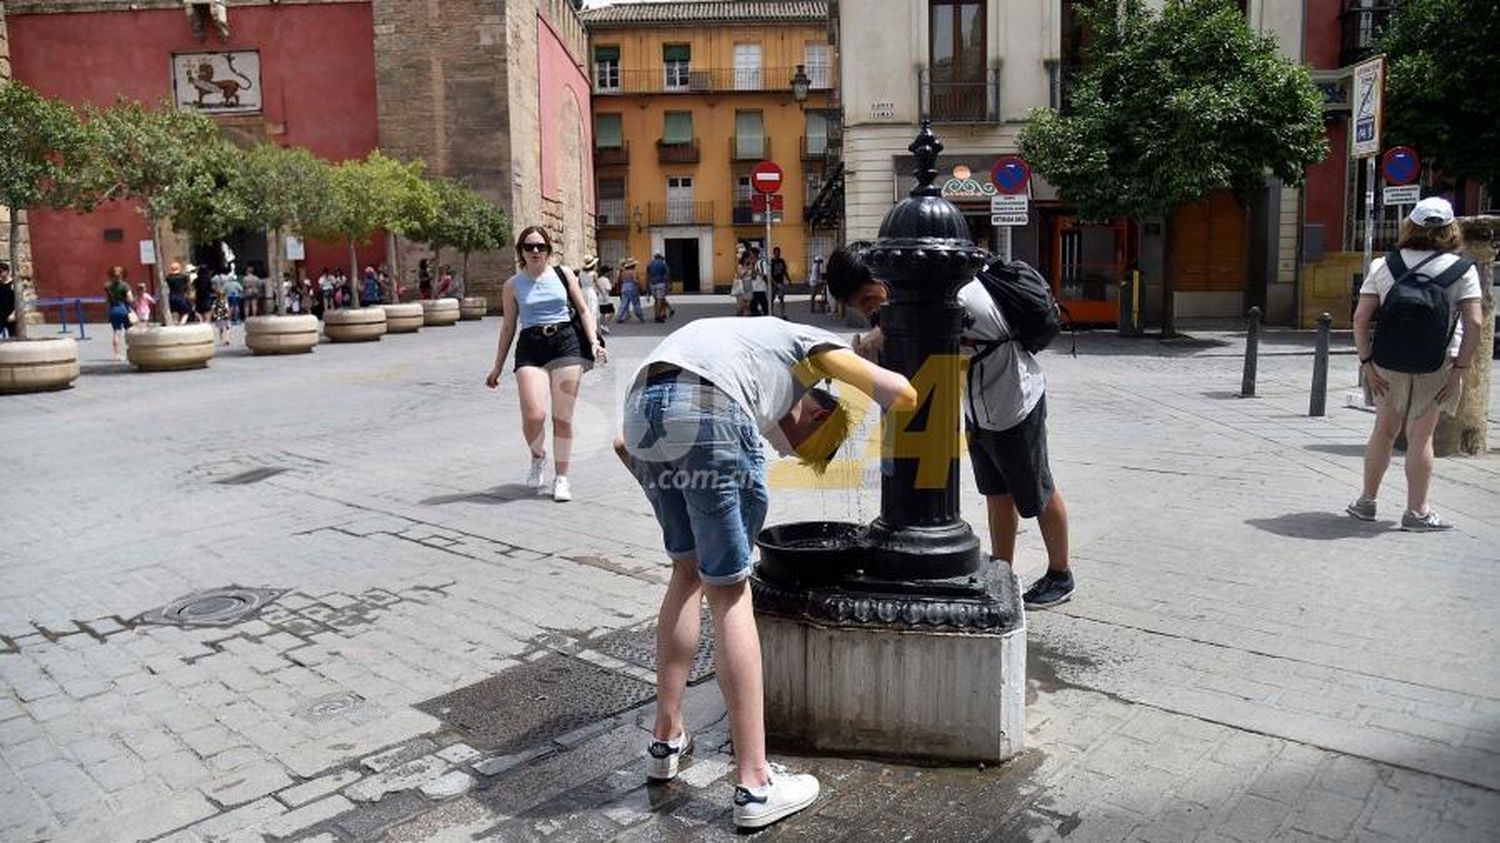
top-left (581, 2), bottom-right (834, 293)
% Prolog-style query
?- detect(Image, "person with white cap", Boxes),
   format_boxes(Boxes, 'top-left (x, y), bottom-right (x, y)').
top-left (1348, 197), bottom-right (1484, 531)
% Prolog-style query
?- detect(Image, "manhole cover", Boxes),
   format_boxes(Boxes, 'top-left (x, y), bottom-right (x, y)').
top-left (590, 609), bottom-right (716, 685)
top-left (415, 653), bottom-right (654, 753)
top-left (294, 692), bottom-right (366, 721)
top-left (216, 466), bottom-right (290, 485)
top-left (139, 586), bottom-right (286, 627)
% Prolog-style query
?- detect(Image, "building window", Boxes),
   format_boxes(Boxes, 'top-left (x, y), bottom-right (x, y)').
top-left (664, 44), bottom-right (691, 91)
top-left (667, 176), bottom-right (694, 225)
top-left (595, 114), bottom-right (623, 149)
top-left (663, 111), bottom-right (693, 145)
top-left (598, 177), bottom-right (626, 226)
top-left (806, 234), bottom-right (834, 268)
top-left (594, 45), bottom-right (620, 92)
top-left (735, 110), bottom-right (765, 159)
top-left (734, 43), bottom-right (763, 90)
top-left (804, 43), bottom-right (830, 89)
top-left (805, 170), bottom-right (823, 205)
top-left (599, 238), bottom-right (627, 271)
top-left (804, 111), bottom-right (828, 157)
top-left (929, 0), bottom-right (987, 121)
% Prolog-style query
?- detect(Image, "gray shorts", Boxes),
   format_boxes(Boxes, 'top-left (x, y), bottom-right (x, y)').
top-left (966, 396), bottom-right (1054, 518)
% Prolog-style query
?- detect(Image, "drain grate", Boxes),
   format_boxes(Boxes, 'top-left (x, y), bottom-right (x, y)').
top-left (139, 586), bottom-right (286, 627)
top-left (294, 692), bottom-right (367, 721)
top-left (216, 467), bottom-right (290, 485)
top-left (415, 653), bottom-right (654, 754)
top-left (590, 608), bottom-right (716, 686)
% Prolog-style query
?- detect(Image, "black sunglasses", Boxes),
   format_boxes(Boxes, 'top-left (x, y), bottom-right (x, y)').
top-left (521, 242), bottom-right (551, 253)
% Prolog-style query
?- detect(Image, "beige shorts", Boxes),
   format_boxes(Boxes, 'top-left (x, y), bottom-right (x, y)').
top-left (1365, 361), bottom-right (1460, 420)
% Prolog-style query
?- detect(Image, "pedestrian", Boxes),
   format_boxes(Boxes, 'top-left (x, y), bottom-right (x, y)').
top-left (595, 263), bottom-right (615, 331)
top-left (242, 265), bottom-right (263, 318)
top-left (378, 266), bottom-right (393, 303)
top-left (211, 279), bottom-right (233, 346)
top-left (1348, 197), bottom-right (1484, 531)
top-left (133, 282), bottom-right (155, 326)
top-left (647, 251), bottom-right (673, 322)
top-left (361, 266), bottom-right (382, 307)
top-left (827, 246), bottom-right (1076, 608)
top-left (192, 264), bottom-right (215, 325)
top-left (103, 266), bottom-right (134, 360)
top-left (221, 270), bottom-right (244, 323)
top-left (769, 246), bottom-right (791, 317)
top-left (318, 268), bottom-right (334, 311)
top-left (733, 247), bottom-right (753, 317)
top-left (165, 261), bottom-right (192, 325)
top-left (437, 266), bottom-right (455, 299)
top-left (808, 255), bottom-right (828, 313)
top-left (418, 258), bottom-right (433, 300)
top-left (616, 258), bottom-right (644, 323)
top-left (749, 247), bottom-right (770, 316)
top-left (484, 226), bottom-right (606, 502)
top-left (0, 261), bottom-right (15, 338)
top-left (578, 255), bottom-right (602, 332)
top-left (614, 316), bottom-right (916, 830)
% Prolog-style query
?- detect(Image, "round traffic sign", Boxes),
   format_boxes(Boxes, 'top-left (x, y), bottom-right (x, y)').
top-left (1381, 146), bottom-right (1420, 186)
top-left (991, 156), bottom-right (1031, 195)
top-left (750, 161), bottom-right (783, 195)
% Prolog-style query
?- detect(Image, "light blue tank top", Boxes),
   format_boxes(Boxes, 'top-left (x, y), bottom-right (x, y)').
top-left (512, 268), bottom-right (570, 328)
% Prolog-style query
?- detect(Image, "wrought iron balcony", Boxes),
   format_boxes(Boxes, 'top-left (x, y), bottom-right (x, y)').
top-left (595, 66), bottom-right (817, 96)
top-left (918, 66), bottom-right (1001, 124)
top-left (731, 136), bottom-right (771, 162)
top-left (648, 201), bottom-right (714, 227)
top-left (1341, 1), bottom-right (1394, 68)
top-left (801, 135), bottom-right (829, 161)
top-left (656, 138), bottom-right (700, 164)
top-left (597, 198), bottom-right (629, 229)
top-left (594, 142), bottom-right (628, 167)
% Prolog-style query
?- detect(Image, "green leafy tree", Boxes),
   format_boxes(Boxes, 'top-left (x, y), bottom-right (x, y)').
top-left (0, 83), bottom-right (87, 339)
top-left (76, 99), bottom-right (227, 325)
top-left (461, 194), bottom-right (510, 282)
top-left (361, 151), bottom-right (439, 300)
top-left (229, 144), bottom-right (336, 314)
top-left (1381, 0), bottom-right (1500, 196)
top-left (1018, 0), bottom-right (1327, 334)
top-left (415, 178), bottom-right (510, 285)
top-left (303, 156), bottom-right (385, 295)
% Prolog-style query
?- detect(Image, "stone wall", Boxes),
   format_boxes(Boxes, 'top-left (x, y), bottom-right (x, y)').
top-left (0, 5), bottom-right (38, 323)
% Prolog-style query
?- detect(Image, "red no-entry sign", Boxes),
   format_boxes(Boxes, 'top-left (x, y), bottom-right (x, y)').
top-left (751, 161), bottom-right (783, 195)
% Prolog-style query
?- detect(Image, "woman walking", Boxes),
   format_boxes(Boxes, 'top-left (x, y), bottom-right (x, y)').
top-left (1348, 198), bottom-right (1483, 531)
top-left (485, 226), bottom-right (606, 502)
top-left (615, 258), bottom-right (645, 323)
top-left (733, 246), bottom-right (754, 316)
top-left (104, 266), bottom-right (134, 360)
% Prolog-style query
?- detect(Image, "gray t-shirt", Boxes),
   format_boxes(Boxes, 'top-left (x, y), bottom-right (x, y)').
top-left (638, 317), bottom-right (849, 434)
top-left (957, 278), bottom-right (1046, 431)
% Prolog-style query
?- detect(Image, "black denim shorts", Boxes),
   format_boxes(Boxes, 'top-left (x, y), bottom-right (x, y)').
top-left (514, 322), bottom-right (584, 371)
top-left (966, 396), bottom-right (1054, 518)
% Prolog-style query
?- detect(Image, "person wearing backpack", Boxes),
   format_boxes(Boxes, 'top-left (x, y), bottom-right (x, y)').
top-left (826, 246), bottom-right (1075, 607)
top-left (1349, 197), bottom-right (1484, 532)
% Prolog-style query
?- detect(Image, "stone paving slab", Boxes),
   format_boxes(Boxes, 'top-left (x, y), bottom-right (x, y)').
top-left (1, 308), bottom-right (1497, 841)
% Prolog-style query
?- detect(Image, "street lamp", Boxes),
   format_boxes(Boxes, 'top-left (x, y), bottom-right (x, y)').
top-left (791, 64), bottom-right (811, 104)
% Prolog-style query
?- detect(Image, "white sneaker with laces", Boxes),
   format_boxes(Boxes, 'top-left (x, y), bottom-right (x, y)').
top-left (552, 476), bottom-right (572, 503)
top-left (527, 456), bottom-right (547, 494)
top-left (733, 763), bottom-right (820, 830)
top-left (645, 731), bottom-right (692, 782)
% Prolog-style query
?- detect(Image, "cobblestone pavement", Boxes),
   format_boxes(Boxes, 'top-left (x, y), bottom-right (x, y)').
top-left (2, 301), bottom-right (1497, 842)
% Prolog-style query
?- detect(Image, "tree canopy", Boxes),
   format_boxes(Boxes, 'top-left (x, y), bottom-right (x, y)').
top-left (1018, 0), bottom-right (1328, 221)
top-left (0, 82), bottom-right (86, 218)
top-left (1381, 0), bottom-right (1500, 196)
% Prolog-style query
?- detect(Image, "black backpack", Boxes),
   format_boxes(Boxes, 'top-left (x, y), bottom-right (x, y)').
top-left (974, 258), bottom-right (1063, 354)
top-left (1371, 250), bottom-right (1472, 374)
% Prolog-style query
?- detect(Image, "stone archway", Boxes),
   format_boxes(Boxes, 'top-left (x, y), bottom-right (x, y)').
top-left (557, 88), bottom-right (585, 268)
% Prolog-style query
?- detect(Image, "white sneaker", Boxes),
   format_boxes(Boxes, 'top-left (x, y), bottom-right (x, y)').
top-left (527, 456), bottom-right (546, 494)
top-left (645, 731), bottom-right (692, 782)
top-left (733, 763), bottom-right (820, 830)
top-left (552, 476), bottom-right (572, 503)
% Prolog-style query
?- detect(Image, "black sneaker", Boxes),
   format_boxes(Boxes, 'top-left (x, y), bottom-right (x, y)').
top-left (1023, 571), bottom-right (1074, 608)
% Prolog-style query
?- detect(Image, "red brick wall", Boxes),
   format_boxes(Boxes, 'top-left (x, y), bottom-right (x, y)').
top-left (9, 2), bottom-right (382, 299)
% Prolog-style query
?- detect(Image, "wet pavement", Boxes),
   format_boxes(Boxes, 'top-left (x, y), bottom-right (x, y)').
top-left (2, 300), bottom-right (1498, 841)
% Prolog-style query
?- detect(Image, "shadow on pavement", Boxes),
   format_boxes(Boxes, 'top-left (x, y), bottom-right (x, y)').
top-left (1304, 443), bottom-right (1370, 457)
top-left (421, 483), bottom-right (537, 505)
top-left (1245, 511), bottom-right (1390, 540)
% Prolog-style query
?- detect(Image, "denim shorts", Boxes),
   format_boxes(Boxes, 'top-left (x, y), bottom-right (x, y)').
top-left (623, 374), bottom-right (767, 586)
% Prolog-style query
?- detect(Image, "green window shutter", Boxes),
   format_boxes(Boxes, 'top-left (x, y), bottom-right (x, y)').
top-left (664, 111), bottom-right (693, 144)
top-left (594, 45), bottom-right (620, 62)
top-left (595, 114), bottom-right (623, 149)
top-left (663, 44), bottom-right (690, 62)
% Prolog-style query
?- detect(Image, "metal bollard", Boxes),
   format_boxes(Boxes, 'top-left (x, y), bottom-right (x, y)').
top-left (1309, 312), bottom-right (1332, 417)
top-left (1240, 306), bottom-right (1262, 397)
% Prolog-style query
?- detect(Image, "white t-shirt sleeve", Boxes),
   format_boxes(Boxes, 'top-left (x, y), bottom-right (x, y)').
top-left (1455, 267), bottom-right (1483, 302)
top-left (1359, 257), bottom-right (1389, 297)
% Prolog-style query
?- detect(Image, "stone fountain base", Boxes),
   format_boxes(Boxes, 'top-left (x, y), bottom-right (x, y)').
top-left (752, 522), bottom-right (1026, 764)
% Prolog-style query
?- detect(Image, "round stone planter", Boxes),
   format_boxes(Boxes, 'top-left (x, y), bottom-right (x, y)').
top-left (459, 296), bottom-right (489, 320)
top-left (323, 308), bottom-right (388, 343)
top-left (421, 298), bottom-right (461, 327)
top-left (244, 314), bottom-right (320, 355)
top-left (0, 337), bottom-right (81, 394)
top-left (383, 303), bottom-right (424, 334)
top-left (126, 323), bottom-right (215, 371)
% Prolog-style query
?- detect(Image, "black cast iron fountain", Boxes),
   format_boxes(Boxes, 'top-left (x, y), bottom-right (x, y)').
top-left (751, 123), bottom-right (1025, 762)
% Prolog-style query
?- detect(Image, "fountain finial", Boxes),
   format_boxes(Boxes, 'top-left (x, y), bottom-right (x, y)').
top-left (909, 120), bottom-right (943, 198)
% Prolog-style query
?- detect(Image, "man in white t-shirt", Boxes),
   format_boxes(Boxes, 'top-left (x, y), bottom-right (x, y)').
top-left (1349, 197), bottom-right (1483, 531)
top-left (825, 247), bottom-right (1076, 608)
top-left (616, 317), bottom-right (916, 830)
